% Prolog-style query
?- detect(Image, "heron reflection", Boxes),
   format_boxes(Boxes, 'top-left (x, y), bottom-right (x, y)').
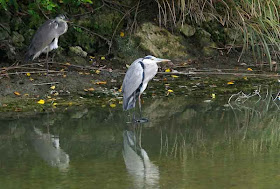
top-left (31, 127), bottom-right (69, 172)
top-left (123, 124), bottom-right (159, 188)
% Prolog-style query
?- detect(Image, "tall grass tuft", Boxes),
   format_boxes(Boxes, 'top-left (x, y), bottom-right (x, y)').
top-left (155, 0), bottom-right (280, 69)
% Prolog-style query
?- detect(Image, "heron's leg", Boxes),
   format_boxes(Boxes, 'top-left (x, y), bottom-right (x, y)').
top-left (45, 48), bottom-right (49, 74)
top-left (138, 94), bottom-right (142, 117)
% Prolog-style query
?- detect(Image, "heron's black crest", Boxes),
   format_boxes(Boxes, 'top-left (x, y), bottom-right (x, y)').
top-left (143, 55), bottom-right (155, 60)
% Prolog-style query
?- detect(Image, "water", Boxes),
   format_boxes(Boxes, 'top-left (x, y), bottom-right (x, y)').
top-left (1, 96), bottom-right (280, 189)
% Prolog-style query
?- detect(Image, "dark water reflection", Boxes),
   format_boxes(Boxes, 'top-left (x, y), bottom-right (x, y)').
top-left (1, 96), bottom-right (280, 188)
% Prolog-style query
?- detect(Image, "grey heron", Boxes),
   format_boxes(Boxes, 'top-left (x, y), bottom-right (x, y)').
top-left (25, 14), bottom-right (68, 72)
top-left (122, 55), bottom-right (170, 112)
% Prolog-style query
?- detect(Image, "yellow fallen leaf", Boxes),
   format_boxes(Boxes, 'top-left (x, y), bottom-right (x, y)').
top-left (95, 81), bottom-right (107, 85)
top-left (126, 64), bottom-right (130, 68)
top-left (24, 94), bottom-right (29, 97)
top-left (119, 101), bottom-right (123, 104)
top-left (120, 32), bottom-right (125, 37)
top-left (65, 62), bottom-right (71, 65)
top-left (37, 99), bottom-right (45, 105)
top-left (79, 72), bottom-right (84, 75)
top-left (47, 96), bottom-right (52, 99)
top-left (88, 88), bottom-right (94, 91)
top-left (167, 89), bottom-right (174, 93)
top-left (211, 93), bottom-right (216, 99)
top-left (95, 70), bottom-right (101, 74)
top-left (101, 104), bottom-right (106, 108)
top-left (50, 86), bottom-right (55, 90)
top-left (171, 75), bottom-right (179, 78)
top-left (247, 68), bottom-right (253, 71)
top-left (26, 73), bottom-right (31, 77)
top-left (63, 74), bottom-right (67, 78)
top-left (85, 72), bottom-right (90, 75)
top-left (101, 56), bottom-right (105, 60)
top-left (69, 102), bottom-right (73, 106)
top-left (84, 89), bottom-right (88, 92)
top-left (29, 78), bottom-right (34, 81)
top-left (14, 91), bottom-right (21, 96)
top-left (110, 103), bottom-right (116, 108)
top-left (243, 76), bottom-right (248, 80)
top-left (227, 81), bottom-right (234, 85)
top-left (53, 103), bottom-right (58, 106)
top-left (165, 68), bottom-right (171, 72)
top-left (60, 69), bottom-right (64, 72)
top-left (89, 56), bottom-right (95, 59)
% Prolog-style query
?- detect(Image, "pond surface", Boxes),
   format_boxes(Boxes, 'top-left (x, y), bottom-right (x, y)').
top-left (1, 96), bottom-right (280, 189)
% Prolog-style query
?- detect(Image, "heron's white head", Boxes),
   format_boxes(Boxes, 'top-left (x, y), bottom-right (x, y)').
top-left (142, 55), bottom-right (170, 64)
top-left (55, 14), bottom-right (67, 22)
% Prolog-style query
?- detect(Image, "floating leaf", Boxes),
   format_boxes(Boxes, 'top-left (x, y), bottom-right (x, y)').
top-left (95, 70), bottom-right (101, 74)
top-left (165, 68), bottom-right (171, 72)
top-left (50, 86), bottom-right (56, 90)
top-left (101, 56), bottom-right (105, 60)
top-left (211, 93), bottom-right (216, 99)
top-left (26, 73), bottom-right (31, 77)
top-left (110, 103), bottom-right (116, 108)
top-left (95, 81), bottom-right (107, 85)
top-left (14, 91), bottom-right (21, 96)
top-left (37, 99), bottom-right (45, 104)
top-left (120, 32), bottom-right (125, 37)
top-left (247, 68), bottom-right (253, 71)
top-left (171, 75), bottom-right (179, 78)
top-left (227, 81), bottom-right (234, 85)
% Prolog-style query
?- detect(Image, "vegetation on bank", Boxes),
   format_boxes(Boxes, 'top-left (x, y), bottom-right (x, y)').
top-left (1, 0), bottom-right (280, 69)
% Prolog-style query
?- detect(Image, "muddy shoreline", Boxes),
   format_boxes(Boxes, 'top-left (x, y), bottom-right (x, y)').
top-left (0, 54), bottom-right (279, 119)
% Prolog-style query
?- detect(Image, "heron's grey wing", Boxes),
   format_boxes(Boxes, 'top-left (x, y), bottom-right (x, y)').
top-left (122, 59), bottom-right (144, 110)
top-left (26, 20), bottom-right (59, 59)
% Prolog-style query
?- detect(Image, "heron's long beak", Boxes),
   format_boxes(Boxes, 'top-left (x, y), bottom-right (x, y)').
top-left (155, 58), bottom-right (171, 63)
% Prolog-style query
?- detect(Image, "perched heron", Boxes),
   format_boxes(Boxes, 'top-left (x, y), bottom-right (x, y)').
top-left (122, 55), bottom-right (170, 112)
top-left (25, 14), bottom-right (68, 71)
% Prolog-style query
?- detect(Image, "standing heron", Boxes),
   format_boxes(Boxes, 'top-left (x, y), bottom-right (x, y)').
top-left (25, 14), bottom-right (68, 72)
top-left (122, 55), bottom-right (170, 112)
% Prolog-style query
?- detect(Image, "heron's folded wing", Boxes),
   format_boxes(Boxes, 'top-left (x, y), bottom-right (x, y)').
top-left (28, 20), bottom-right (59, 53)
top-left (122, 59), bottom-right (144, 98)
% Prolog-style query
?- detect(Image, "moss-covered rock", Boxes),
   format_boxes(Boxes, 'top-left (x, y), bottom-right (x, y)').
top-left (135, 22), bottom-right (189, 58)
top-left (69, 46), bottom-right (88, 57)
top-left (180, 24), bottom-right (196, 37)
top-left (196, 28), bottom-right (218, 56)
top-left (11, 31), bottom-right (24, 47)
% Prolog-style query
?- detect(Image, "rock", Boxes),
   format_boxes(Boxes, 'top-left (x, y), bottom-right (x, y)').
top-left (180, 24), bottom-right (196, 37)
top-left (0, 28), bottom-right (10, 41)
top-left (196, 28), bottom-right (217, 56)
top-left (11, 31), bottom-right (24, 47)
top-left (135, 22), bottom-right (188, 58)
top-left (69, 46), bottom-right (87, 57)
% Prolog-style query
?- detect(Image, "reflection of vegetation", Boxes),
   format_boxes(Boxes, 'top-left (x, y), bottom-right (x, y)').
top-left (141, 89), bottom-right (280, 160)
